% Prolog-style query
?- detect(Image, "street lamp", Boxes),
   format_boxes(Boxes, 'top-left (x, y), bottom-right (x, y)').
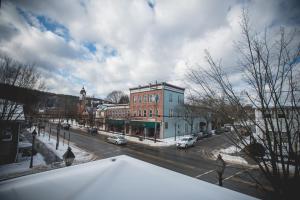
top-left (216, 154), bottom-right (226, 186)
top-left (29, 129), bottom-right (37, 168)
top-left (63, 147), bottom-right (75, 166)
top-left (154, 94), bottom-right (158, 143)
top-left (56, 123), bottom-right (60, 150)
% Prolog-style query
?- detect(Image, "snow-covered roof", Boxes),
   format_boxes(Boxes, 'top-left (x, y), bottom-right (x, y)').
top-left (0, 155), bottom-right (256, 200)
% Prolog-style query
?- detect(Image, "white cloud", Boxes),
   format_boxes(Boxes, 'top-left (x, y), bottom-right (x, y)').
top-left (0, 0), bottom-right (299, 98)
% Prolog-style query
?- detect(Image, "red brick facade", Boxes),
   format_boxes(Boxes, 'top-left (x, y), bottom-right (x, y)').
top-left (130, 89), bottom-right (163, 122)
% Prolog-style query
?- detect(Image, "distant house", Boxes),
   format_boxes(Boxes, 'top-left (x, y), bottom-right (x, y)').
top-left (0, 99), bottom-right (25, 164)
top-left (254, 91), bottom-right (300, 149)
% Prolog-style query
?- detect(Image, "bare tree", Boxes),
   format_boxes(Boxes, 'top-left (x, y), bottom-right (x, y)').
top-left (0, 54), bottom-right (44, 122)
top-left (175, 103), bottom-right (201, 135)
top-left (118, 94), bottom-right (129, 104)
top-left (106, 90), bottom-right (125, 104)
top-left (187, 9), bottom-right (300, 199)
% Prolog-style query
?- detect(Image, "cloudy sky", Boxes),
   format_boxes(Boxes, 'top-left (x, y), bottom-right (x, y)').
top-left (0, 0), bottom-right (299, 98)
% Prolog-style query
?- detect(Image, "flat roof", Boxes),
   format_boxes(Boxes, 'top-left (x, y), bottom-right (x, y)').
top-left (0, 155), bottom-right (257, 200)
top-left (129, 82), bottom-right (185, 91)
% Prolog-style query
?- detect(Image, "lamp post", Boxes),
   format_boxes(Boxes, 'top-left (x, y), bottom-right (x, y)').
top-left (154, 94), bottom-right (158, 143)
top-left (29, 129), bottom-right (37, 168)
top-left (56, 123), bottom-right (60, 150)
top-left (63, 147), bottom-right (75, 166)
top-left (216, 154), bottom-right (226, 186)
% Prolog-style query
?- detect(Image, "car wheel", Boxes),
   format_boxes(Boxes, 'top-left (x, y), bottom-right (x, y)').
top-left (185, 144), bottom-right (188, 149)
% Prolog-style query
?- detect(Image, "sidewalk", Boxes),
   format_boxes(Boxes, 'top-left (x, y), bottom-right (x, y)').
top-left (34, 128), bottom-right (96, 165)
top-left (71, 123), bottom-right (192, 147)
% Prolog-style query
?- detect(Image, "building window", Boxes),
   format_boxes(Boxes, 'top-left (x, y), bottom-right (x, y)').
top-left (133, 96), bottom-right (136, 104)
top-left (138, 109), bottom-right (142, 117)
top-left (143, 110), bottom-right (147, 117)
top-left (185, 123), bottom-right (188, 133)
top-left (156, 109), bottom-right (159, 117)
top-left (169, 94), bottom-right (172, 102)
top-left (154, 94), bottom-right (159, 103)
top-left (165, 122), bottom-right (168, 129)
top-left (149, 94), bottom-right (152, 102)
top-left (178, 96), bottom-right (180, 104)
top-left (144, 95), bottom-right (147, 102)
top-left (149, 110), bottom-right (153, 117)
top-left (169, 109), bottom-right (173, 118)
top-left (264, 111), bottom-right (272, 118)
top-left (134, 111), bottom-right (136, 117)
top-left (139, 96), bottom-right (142, 103)
top-left (277, 111), bottom-right (285, 118)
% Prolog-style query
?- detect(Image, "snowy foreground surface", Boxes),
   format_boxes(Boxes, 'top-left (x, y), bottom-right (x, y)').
top-left (0, 153), bottom-right (45, 178)
top-left (0, 155), bottom-right (257, 200)
top-left (0, 130), bottom-right (95, 179)
top-left (35, 132), bottom-right (95, 164)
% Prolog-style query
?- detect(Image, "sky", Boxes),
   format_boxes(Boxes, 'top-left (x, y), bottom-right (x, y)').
top-left (0, 0), bottom-right (299, 99)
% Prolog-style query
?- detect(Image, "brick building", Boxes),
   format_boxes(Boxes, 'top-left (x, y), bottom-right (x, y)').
top-left (96, 104), bottom-right (130, 133)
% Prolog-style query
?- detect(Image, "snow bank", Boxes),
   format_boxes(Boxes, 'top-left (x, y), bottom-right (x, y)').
top-left (35, 133), bottom-right (95, 164)
top-left (97, 129), bottom-right (193, 147)
top-left (0, 153), bottom-right (46, 178)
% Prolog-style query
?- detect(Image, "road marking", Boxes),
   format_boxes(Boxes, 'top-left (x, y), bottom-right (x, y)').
top-left (214, 169), bottom-right (247, 184)
top-left (195, 169), bottom-right (215, 178)
top-left (127, 148), bottom-right (198, 170)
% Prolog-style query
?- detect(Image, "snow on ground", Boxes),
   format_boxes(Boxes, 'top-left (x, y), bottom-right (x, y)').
top-left (212, 151), bottom-right (250, 166)
top-left (35, 132), bottom-right (95, 164)
top-left (52, 122), bottom-right (195, 147)
top-left (212, 136), bottom-right (256, 166)
top-left (0, 153), bottom-right (46, 178)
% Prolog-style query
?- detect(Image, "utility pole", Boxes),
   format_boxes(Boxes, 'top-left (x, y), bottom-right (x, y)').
top-left (49, 123), bottom-right (51, 141)
top-left (154, 80), bottom-right (158, 143)
top-left (56, 123), bottom-right (60, 150)
top-left (174, 122), bottom-right (177, 141)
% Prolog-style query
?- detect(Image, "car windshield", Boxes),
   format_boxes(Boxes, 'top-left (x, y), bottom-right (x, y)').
top-left (181, 138), bottom-right (188, 141)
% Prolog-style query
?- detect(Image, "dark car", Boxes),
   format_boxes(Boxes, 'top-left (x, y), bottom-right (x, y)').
top-left (89, 127), bottom-right (98, 135)
top-left (62, 123), bottom-right (71, 130)
top-left (193, 132), bottom-right (212, 140)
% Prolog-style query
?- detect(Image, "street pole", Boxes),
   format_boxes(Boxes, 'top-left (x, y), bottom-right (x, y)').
top-left (56, 124), bottom-right (60, 150)
top-left (175, 122), bottom-right (177, 141)
top-left (30, 129), bottom-right (37, 168)
top-left (68, 130), bottom-right (70, 146)
top-left (154, 97), bottom-right (157, 143)
top-left (49, 123), bottom-right (51, 141)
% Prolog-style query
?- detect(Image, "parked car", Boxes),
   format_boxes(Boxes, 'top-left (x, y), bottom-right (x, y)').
top-left (89, 127), bottom-right (98, 135)
top-left (201, 132), bottom-right (212, 138)
top-left (62, 123), bottom-right (70, 130)
top-left (107, 135), bottom-right (127, 145)
top-left (214, 128), bottom-right (224, 135)
top-left (176, 136), bottom-right (196, 149)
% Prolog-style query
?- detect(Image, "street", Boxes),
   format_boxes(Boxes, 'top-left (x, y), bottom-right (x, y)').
top-left (46, 126), bottom-right (270, 199)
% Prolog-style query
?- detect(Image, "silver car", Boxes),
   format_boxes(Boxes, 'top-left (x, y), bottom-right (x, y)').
top-left (176, 136), bottom-right (196, 149)
top-left (107, 135), bottom-right (127, 145)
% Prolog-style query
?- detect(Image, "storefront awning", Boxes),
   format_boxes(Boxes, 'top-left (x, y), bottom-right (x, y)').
top-left (107, 119), bottom-right (124, 126)
top-left (130, 121), bottom-right (159, 128)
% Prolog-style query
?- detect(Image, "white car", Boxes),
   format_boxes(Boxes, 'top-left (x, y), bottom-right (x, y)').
top-left (176, 136), bottom-right (196, 149)
top-left (107, 135), bottom-right (127, 145)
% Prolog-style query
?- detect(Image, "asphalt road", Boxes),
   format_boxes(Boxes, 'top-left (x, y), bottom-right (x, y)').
top-left (48, 126), bottom-right (270, 199)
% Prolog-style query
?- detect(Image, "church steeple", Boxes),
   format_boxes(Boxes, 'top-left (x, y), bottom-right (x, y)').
top-left (79, 86), bottom-right (86, 101)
